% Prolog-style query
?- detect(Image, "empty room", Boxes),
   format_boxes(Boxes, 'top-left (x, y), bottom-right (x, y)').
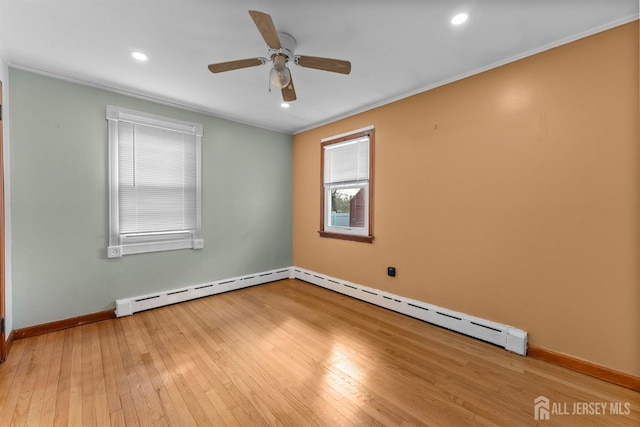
top-left (0, 1), bottom-right (638, 425)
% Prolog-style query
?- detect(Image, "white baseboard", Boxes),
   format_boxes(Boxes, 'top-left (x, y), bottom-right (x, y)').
top-left (115, 268), bottom-right (290, 317)
top-left (291, 267), bottom-right (528, 356)
top-left (114, 265), bottom-right (527, 356)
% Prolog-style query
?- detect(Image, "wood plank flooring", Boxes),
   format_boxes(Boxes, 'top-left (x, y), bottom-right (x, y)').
top-left (0, 279), bottom-right (638, 426)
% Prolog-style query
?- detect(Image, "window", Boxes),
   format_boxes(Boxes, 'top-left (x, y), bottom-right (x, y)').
top-left (107, 106), bottom-right (203, 258)
top-left (320, 127), bottom-right (374, 243)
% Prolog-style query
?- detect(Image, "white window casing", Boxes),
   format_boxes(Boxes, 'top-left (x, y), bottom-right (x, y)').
top-left (107, 105), bottom-right (203, 258)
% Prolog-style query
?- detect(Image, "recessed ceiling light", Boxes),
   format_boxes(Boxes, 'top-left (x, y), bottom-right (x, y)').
top-left (131, 51), bottom-right (148, 61)
top-left (281, 102), bottom-right (290, 108)
top-left (451, 13), bottom-right (469, 26)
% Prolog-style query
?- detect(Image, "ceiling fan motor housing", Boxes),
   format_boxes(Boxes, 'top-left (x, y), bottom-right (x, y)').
top-left (273, 32), bottom-right (297, 60)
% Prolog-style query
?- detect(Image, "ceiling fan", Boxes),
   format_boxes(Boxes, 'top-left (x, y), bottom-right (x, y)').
top-left (207, 10), bottom-right (352, 102)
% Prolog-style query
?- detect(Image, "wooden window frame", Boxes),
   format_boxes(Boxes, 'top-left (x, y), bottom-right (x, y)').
top-left (319, 128), bottom-right (375, 243)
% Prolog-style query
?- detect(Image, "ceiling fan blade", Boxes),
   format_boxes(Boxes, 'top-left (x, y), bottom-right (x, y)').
top-left (282, 77), bottom-right (297, 102)
top-left (208, 58), bottom-right (264, 73)
top-left (249, 10), bottom-right (282, 49)
top-left (296, 55), bottom-right (351, 74)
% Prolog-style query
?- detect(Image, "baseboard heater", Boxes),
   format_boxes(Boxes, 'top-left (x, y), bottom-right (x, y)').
top-left (114, 266), bottom-right (527, 356)
top-left (114, 268), bottom-right (291, 317)
top-left (291, 267), bottom-right (528, 356)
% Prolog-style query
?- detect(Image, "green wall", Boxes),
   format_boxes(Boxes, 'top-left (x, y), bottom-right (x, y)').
top-left (9, 69), bottom-right (292, 328)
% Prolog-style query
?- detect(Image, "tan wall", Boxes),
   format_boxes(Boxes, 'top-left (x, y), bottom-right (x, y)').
top-left (292, 22), bottom-right (639, 377)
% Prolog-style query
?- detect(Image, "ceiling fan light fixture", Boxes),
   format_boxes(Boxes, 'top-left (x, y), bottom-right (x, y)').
top-left (270, 63), bottom-right (291, 89)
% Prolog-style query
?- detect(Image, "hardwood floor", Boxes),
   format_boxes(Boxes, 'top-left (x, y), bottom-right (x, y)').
top-left (0, 279), bottom-right (638, 426)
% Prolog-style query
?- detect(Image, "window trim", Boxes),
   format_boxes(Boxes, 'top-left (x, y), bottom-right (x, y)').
top-left (319, 127), bottom-right (375, 243)
top-left (106, 105), bottom-right (203, 258)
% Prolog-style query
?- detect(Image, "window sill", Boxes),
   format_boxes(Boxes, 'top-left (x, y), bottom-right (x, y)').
top-left (318, 231), bottom-right (374, 243)
top-left (108, 238), bottom-right (204, 258)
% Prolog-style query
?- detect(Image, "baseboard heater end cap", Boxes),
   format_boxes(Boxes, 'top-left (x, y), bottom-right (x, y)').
top-left (115, 299), bottom-right (133, 317)
top-left (505, 327), bottom-right (528, 355)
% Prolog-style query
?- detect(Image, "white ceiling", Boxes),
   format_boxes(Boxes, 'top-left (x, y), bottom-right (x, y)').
top-left (0, 1), bottom-right (637, 134)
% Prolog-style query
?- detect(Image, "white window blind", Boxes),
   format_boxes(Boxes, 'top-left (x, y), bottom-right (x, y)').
top-left (323, 137), bottom-right (370, 185)
top-left (107, 106), bottom-right (203, 258)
